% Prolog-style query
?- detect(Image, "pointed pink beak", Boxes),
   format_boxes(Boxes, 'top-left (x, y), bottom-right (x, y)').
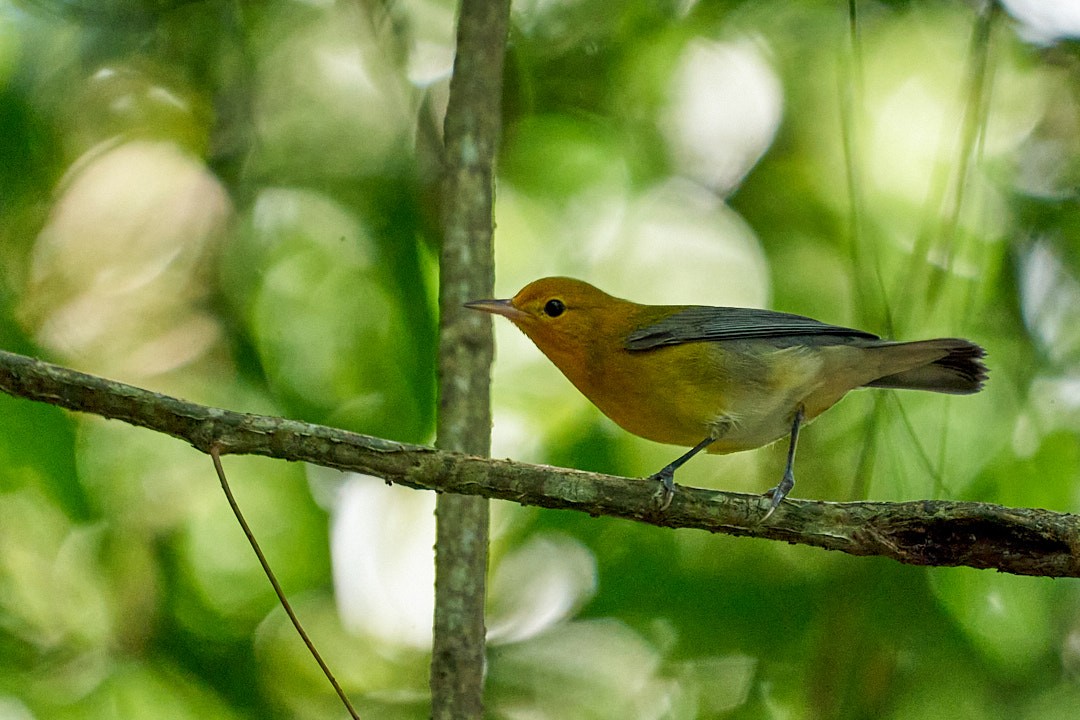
top-left (464, 298), bottom-right (529, 322)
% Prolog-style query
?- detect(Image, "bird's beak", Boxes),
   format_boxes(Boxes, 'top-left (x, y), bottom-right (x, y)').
top-left (464, 298), bottom-right (528, 322)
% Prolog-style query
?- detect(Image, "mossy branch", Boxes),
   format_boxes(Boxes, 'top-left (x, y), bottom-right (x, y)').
top-left (0, 348), bottom-right (1076, 578)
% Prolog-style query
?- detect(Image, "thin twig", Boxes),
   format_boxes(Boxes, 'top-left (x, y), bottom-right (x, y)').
top-left (209, 447), bottom-right (361, 720)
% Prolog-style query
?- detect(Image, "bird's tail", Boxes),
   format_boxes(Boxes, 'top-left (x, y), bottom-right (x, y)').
top-left (864, 338), bottom-right (988, 395)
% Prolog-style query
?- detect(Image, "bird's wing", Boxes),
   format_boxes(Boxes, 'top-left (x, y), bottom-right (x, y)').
top-left (624, 306), bottom-right (879, 350)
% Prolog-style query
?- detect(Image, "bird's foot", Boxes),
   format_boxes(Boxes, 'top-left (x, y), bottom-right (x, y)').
top-left (760, 470), bottom-right (794, 522)
top-left (649, 467), bottom-right (676, 511)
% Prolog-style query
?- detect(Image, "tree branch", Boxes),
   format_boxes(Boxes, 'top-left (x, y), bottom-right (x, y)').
top-left (0, 348), bottom-right (1076, 578)
top-left (432, 0), bottom-right (510, 714)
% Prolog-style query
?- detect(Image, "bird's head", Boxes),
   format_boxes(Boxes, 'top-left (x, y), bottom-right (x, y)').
top-left (466, 277), bottom-right (633, 366)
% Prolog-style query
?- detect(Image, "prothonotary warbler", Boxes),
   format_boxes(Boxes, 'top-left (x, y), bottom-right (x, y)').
top-left (466, 277), bottom-right (987, 518)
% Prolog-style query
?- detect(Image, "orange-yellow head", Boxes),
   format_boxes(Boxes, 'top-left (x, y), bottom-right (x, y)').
top-left (464, 277), bottom-right (664, 376)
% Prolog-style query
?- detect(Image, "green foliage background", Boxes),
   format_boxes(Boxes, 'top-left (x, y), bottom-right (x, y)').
top-left (1, 0), bottom-right (1079, 718)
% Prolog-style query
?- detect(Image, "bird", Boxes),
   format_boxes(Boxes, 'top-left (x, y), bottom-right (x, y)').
top-left (466, 277), bottom-right (987, 518)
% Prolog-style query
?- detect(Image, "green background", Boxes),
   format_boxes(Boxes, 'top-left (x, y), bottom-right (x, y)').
top-left (1, 0), bottom-right (1078, 718)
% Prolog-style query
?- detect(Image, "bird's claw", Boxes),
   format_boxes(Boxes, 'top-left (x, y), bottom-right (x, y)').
top-left (649, 468), bottom-right (676, 511)
top-left (760, 470), bottom-right (794, 522)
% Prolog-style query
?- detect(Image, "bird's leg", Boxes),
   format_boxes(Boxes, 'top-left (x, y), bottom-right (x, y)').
top-left (762, 405), bottom-right (804, 521)
top-left (649, 436), bottom-right (716, 510)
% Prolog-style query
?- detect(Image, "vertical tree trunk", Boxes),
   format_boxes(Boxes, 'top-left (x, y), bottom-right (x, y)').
top-left (432, 0), bottom-right (511, 718)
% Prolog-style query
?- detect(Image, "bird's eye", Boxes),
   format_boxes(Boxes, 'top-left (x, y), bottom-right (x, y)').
top-left (543, 299), bottom-right (566, 318)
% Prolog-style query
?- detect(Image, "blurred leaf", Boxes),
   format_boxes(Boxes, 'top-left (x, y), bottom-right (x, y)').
top-left (224, 187), bottom-right (430, 442)
top-left (487, 533), bottom-right (597, 645)
top-left (929, 567), bottom-right (1058, 676)
top-left (1021, 682), bottom-right (1080, 720)
top-left (57, 659), bottom-right (242, 720)
top-left (502, 114), bottom-right (635, 199)
top-left (488, 618), bottom-right (672, 720)
top-left (672, 654), bottom-right (757, 717)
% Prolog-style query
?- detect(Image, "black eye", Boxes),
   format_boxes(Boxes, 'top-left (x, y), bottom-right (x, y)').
top-left (543, 299), bottom-right (565, 317)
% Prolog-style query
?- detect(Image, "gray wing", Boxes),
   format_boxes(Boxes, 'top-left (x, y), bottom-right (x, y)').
top-left (624, 306), bottom-right (879, 350)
